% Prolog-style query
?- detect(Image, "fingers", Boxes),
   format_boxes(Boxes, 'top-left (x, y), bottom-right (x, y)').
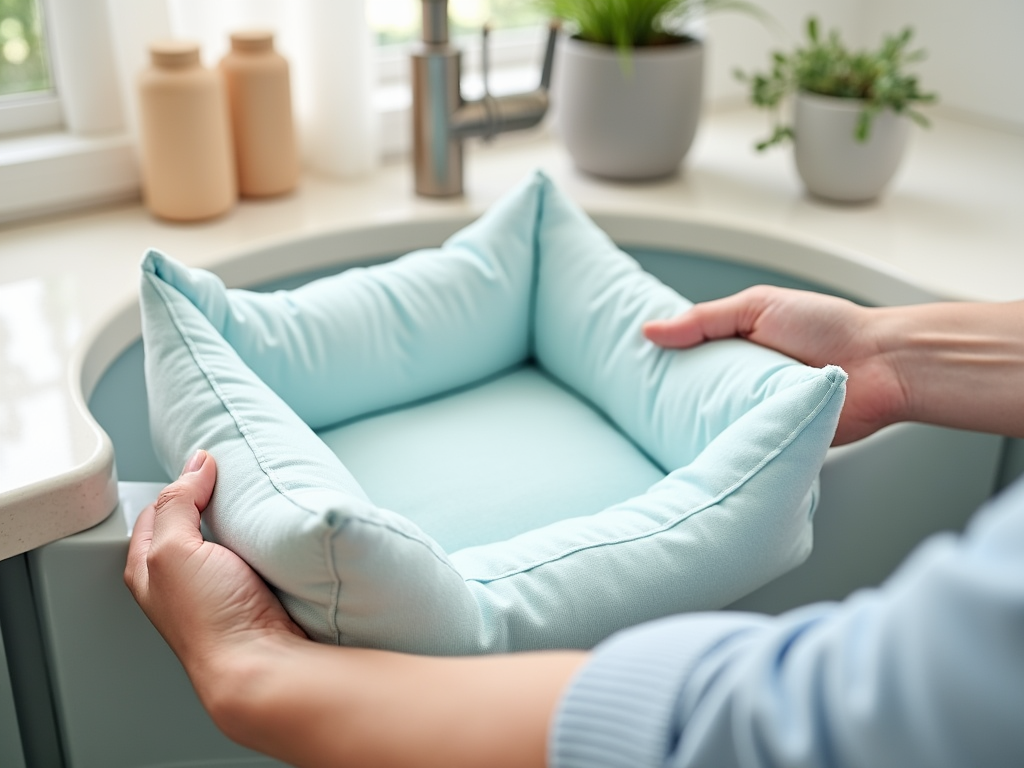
top-left (125, 450), bottom-right (219, 596)
top-left (644, 288), bottom-right (771, 349)
top-left (149, 449), bottom-right (219, 562)
top-left (125, 502), bottom-right (157, 596)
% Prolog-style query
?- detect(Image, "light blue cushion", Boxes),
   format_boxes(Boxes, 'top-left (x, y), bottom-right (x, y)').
top-left (318, 365), bottom-right (667, 553)
top-left (140, 171), bottom-right (846, 654)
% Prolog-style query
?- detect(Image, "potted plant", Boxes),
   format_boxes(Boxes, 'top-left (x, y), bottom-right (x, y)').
top-left (546, 0), bottom-right (762, 180)
top-left (738, 18), bottom-right (937, 202)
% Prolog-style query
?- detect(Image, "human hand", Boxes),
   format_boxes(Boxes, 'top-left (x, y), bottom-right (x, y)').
top-left (643, 285), bottom-right (908, 445)
top-left (125, 450), bottom-right (305, 695)
top-left (123, 450), bottom-right (584, 768)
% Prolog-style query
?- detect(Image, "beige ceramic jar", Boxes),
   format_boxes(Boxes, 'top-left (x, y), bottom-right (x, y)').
top-left (138, 41), bottom-right (236, 221)
top-left (220, 31), bottom-right (299, 198)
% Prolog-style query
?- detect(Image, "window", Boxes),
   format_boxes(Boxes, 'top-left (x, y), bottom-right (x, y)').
top-left (370, 0), bottom-right (546, 46)
top-left (0, 0), bottom-right (51, 96)
top-left (372, 0), bottom-right (550, 90)
top-left (0, 0), bottom-right (60, 135)
top-left (0, 0), bottom-right (135, 223)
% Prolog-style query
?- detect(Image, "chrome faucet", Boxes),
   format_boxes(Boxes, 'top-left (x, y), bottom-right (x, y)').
top-left (412, 0), bottom-right (559, 197)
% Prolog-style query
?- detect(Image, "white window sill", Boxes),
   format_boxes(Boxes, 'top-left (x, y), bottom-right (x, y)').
top-left (0, 62), bottom-right (545, 225)
top-left (0, 132), bottom-right (139, 225)
top-left (0, 17), bottom-right (550, 226)
top-left (0, 94), bottom-right (63, 135)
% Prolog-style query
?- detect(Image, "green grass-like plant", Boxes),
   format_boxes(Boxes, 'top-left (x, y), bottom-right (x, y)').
top-left (542, 0), bottom-right (765, 50)
top-left (738, 17), bottom-right (937, 150)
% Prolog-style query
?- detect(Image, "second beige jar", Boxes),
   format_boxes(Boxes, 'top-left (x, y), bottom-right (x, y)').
top-left (220, 31), bottom-right (299, 198)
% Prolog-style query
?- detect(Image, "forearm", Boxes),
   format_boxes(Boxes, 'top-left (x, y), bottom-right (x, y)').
top-left (554, 482), bottom-right (1024, 768)
top-left (879, 300), bottom-right (1024, 436)
top-left (196, 633), bottom-right (586, 768)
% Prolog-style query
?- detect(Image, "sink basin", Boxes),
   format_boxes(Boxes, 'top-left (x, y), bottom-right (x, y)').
top-left (20, 216), bottom-right (1003, 768)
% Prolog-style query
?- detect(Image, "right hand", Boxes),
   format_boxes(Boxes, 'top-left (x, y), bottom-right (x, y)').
top-left (643, 285), bottom-right (908, 445)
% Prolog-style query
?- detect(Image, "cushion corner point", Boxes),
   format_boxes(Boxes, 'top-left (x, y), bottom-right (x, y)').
top-left (824, 364), bottom-right (849, 388)
top-left (140, 247), bottom-right (168, 276)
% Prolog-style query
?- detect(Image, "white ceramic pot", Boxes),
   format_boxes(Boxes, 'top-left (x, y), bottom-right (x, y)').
top-left (555, 35), bottom-right (703, 180)
top-left (794, 91), bottom-right (910, 203)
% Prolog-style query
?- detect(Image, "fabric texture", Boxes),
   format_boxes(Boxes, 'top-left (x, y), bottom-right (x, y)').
top-left (551, 475), bottom-right (1024, 768)
top-left (140, 170), bottom-right (846, 654)
top-left (317, 366), bottom-right (668, 553)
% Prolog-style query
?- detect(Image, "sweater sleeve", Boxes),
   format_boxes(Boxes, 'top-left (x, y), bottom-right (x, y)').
top-left (551, 478), bottom-right (1024, 768)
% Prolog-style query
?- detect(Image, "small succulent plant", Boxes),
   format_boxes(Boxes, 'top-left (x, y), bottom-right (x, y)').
top-left (737, 17), bottom-right (937, 150)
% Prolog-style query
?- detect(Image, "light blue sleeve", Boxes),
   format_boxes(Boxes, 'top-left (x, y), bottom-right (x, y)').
top-left (551, 477), bottom-right (1024, 768)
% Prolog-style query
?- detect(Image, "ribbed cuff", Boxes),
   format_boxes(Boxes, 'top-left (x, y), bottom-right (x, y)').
top-left (550, 613), bottom-right (768, 768)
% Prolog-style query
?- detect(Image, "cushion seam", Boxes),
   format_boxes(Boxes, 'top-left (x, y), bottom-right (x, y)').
top-left (150, 275), bottom-right (465, 580)
top-left (151, 275), bottom-right (291, 497)
top-left (526, 172), bottom-right (544, 356)
top-left (326, 522), bottom-right (345, 645)
top-left (464, 373), bottom-right (843, 584)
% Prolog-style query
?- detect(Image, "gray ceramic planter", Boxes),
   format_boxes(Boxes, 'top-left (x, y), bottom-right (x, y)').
top-left (555, 35), bottom-right (703, 180)
top-left (794, 91), bottom-right (910, 203)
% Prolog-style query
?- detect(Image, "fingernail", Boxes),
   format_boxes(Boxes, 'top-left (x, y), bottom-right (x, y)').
top-left (183, 450), bottom-right (207, 475)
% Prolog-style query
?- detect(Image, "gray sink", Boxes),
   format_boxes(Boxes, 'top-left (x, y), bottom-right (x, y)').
top-left (6, 218), bottom-right (1004, 768)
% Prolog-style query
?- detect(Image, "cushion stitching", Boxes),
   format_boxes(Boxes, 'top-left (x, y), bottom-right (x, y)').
top-left (339, 513), bottom-right (464, 576)
top-left (326, 522), bottom-right (345, 645)
top-left (526, 173), bottom-right (544, 356)
top-left (464, 373), bottom-right (843, 584)
top-left (151, 275), bottom-right (283, 483)
top-left (150, 274), bottom-right (465, 581)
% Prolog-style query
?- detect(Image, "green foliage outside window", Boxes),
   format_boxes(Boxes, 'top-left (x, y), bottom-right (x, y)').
top-left (0, 0), bottom-right (52, 97)
top-left (371, 0), bottom-right (546, 46)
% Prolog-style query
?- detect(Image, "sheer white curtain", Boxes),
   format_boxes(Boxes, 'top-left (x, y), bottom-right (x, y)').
top-left (105, 0), bottom-right (378, 178)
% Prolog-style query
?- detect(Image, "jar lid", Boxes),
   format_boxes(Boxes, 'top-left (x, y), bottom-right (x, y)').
top-left (230, 30), bottom-right (274, 52)
top-left (149, 40), bottom-right (201, 68)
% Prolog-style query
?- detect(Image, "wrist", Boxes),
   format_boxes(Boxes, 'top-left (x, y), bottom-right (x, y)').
top-left (868, 306), bottom-right (918, 426)
top-left (188, 630), bottom-right (308, 742)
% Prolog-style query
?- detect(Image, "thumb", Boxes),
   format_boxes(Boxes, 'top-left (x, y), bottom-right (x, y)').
top-left (150, 450), bottom-right (219, 550)
top-left (175, 449), bottom-right (217, 513)
top-left (643, 305), bottom-right (715, 349)
top-left (644, 292), bottom-right (765, 349)
top-left (643, 313), bottom-right (705, 349)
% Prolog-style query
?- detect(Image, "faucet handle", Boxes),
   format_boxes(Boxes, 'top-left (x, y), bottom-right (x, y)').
top-left (481, 21), bottom-right (492, 99)
top-left (540, 19), bottom-right (560, 91)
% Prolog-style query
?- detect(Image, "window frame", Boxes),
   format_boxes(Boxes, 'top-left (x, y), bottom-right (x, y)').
top-left (375, 24), bottom-right (548, 82)
top-left (0, 93), bottom-right (62, 135)
top-left (0, 0), bottom-right (62, 136)
top-left (0, 0), bottom-right (138, 224)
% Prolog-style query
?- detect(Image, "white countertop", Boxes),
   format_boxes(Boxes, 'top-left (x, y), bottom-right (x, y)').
top-left (1, 107), bottom-right (1022, 559)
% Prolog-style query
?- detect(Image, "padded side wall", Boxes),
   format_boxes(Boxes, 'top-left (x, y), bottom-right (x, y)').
top-left (142, 270), bottom-right (484, 652)
top-left (453, 367), bottom-right (845, 651)
top-left (142, 172), bottom-right (546, 430)
top-left (531, 174), bottom-right (821, 472)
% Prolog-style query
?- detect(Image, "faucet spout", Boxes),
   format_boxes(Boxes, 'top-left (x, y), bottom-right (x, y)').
top-left (421, 0), bottom-right (449, 44)
top-left (412, 5), bottom-right (559, 197)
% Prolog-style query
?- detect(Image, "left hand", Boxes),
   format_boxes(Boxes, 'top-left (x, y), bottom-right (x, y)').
top-left (124, 450), bottom-right (305, 686)
top-left (125, 450), bottom-right (587, 768)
